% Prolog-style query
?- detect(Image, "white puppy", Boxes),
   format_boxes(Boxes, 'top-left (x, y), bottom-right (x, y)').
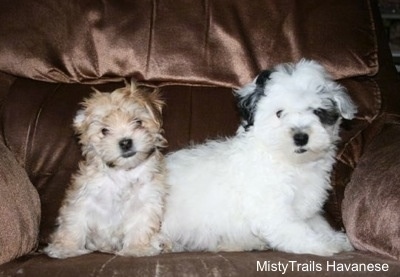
top-left (161, 60), bottom-right (356, 256)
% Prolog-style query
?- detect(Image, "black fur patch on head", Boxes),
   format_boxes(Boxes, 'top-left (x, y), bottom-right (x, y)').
top-left (313, 99), bottom-right (340, 126)
top-left (237, 70), bottom-right (272, 130)
top-left (313, 107), bottom-right (339, 126)
top-left (255, 69), bottom-right (272, 88)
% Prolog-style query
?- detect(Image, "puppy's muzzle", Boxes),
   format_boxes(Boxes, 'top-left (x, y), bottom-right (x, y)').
top-left (119, 138), bottom-right (136, 158)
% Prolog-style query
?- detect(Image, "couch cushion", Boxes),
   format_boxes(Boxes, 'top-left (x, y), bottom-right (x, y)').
top-left (0, 141), bottom-right (41, 265)
top-left (342, 123), bottom-right (400, 261)
top-left (0, 0), bottom-right (377, 86)
top-left (2, 251), bottom-right (400, 276)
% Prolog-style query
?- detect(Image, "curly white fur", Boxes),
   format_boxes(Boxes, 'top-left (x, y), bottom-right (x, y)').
top-left (161, 60), bottom-right (356, 256)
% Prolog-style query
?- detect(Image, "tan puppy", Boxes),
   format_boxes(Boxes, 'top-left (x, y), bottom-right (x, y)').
top-left (44, 81), bottom-right (167, 258)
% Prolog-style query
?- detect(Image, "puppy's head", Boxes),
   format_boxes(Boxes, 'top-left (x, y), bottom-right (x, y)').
top-left (74, 81), bottom-right (167, 169)
top-left (235, 59), bottom-right (357, 162)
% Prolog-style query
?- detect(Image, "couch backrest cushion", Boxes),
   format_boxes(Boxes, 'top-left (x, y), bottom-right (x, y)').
top-left (0, 0), bottom-right (377, 87)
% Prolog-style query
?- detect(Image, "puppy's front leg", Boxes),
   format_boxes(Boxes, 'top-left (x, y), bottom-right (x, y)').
top-left (44, 217), bottom-right (91, 259)
top-left (257, 209), bottom-right (350, 256)
top-left (118, 187), bottom-right (164, 257)
top-left (306, 213), bottom-right (354, 252)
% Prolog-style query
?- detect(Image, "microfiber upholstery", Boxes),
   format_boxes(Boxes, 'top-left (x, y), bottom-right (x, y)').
top-left (0, 141), bottom-right (41, 265)
top-left (342, 123), bottom-right (400, 261)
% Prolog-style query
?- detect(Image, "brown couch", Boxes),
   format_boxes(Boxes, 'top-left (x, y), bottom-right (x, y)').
top-left (1, 0), bottom-right (400, 276)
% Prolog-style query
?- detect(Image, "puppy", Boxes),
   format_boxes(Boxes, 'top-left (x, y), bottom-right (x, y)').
top-left (161, 60), bottom-right (356, 256)
top-left (44, 81), bottom-right (168, 258)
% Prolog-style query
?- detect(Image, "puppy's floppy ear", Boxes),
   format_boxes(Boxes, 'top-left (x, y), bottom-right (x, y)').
top-left (234, 70), bottom-right (272, 130)
top-left (144, 89), bottom-right (165, 128)
top-left (148, 89), bottom-right (164, 114)
top-left (73, 109), bottom-right (86, 133)
top-left (73, 88), bottom-right (104, 132)
top-left (331, 86), bottom-right (357, 120)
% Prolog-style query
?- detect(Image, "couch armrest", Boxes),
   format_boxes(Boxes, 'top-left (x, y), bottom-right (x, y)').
top-left (0, 140), bottom-right (41, 265)
top-left (342, 120), bottom-right (400, 260)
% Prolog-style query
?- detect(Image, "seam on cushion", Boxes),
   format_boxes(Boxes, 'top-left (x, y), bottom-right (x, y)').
top-left (146, 0), bottom-right (157, 76)
top-left (336, 115), bottom-right (377, 170)
top-left (336, 127), bottom-right (363, 169)
top-left (369, 77), bottom-right (382, 122)
top-left (55, 128), bottom-right (81, 182)
top-left (26, 83), bottom-right (62, 175)
top-left (0, 76), bottom-right (18, 145)
top-left (336, 77), bottom-right (381, 167)
top-left (365, 0), bottom-right (379, 75)
top-left (203, 0), bottom-right (211, 67)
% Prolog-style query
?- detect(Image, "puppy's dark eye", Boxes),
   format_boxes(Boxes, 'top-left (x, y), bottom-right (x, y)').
top-left (101, 128), bottom-right (110, 136)
top-left (135, 119), bottom-right (143, 126)
top-left (313, 109), bottom-right (323, 118)
top-left (276, 110), bottom-right (283, 118)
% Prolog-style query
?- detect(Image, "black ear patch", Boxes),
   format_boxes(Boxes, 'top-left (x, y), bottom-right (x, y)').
top-left (237, 70), bottom-right (272, 130)
top-left (255, 70), bottom-right (272, 88)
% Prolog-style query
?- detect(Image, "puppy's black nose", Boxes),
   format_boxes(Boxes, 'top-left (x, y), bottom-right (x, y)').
top-left (119, 138), bottom-right (133, 152)
top-left (293, 133), bottom-right (309, 146)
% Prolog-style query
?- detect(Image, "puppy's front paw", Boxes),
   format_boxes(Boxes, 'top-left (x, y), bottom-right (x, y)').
top-left (335, 232), bottom-right (354, 252)
top-left (309, 233), bottom-right (354, 256)
top-left (117, 244), bottom-right (161, 257)
top-left (44, 244), bottom-right (91, 259)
